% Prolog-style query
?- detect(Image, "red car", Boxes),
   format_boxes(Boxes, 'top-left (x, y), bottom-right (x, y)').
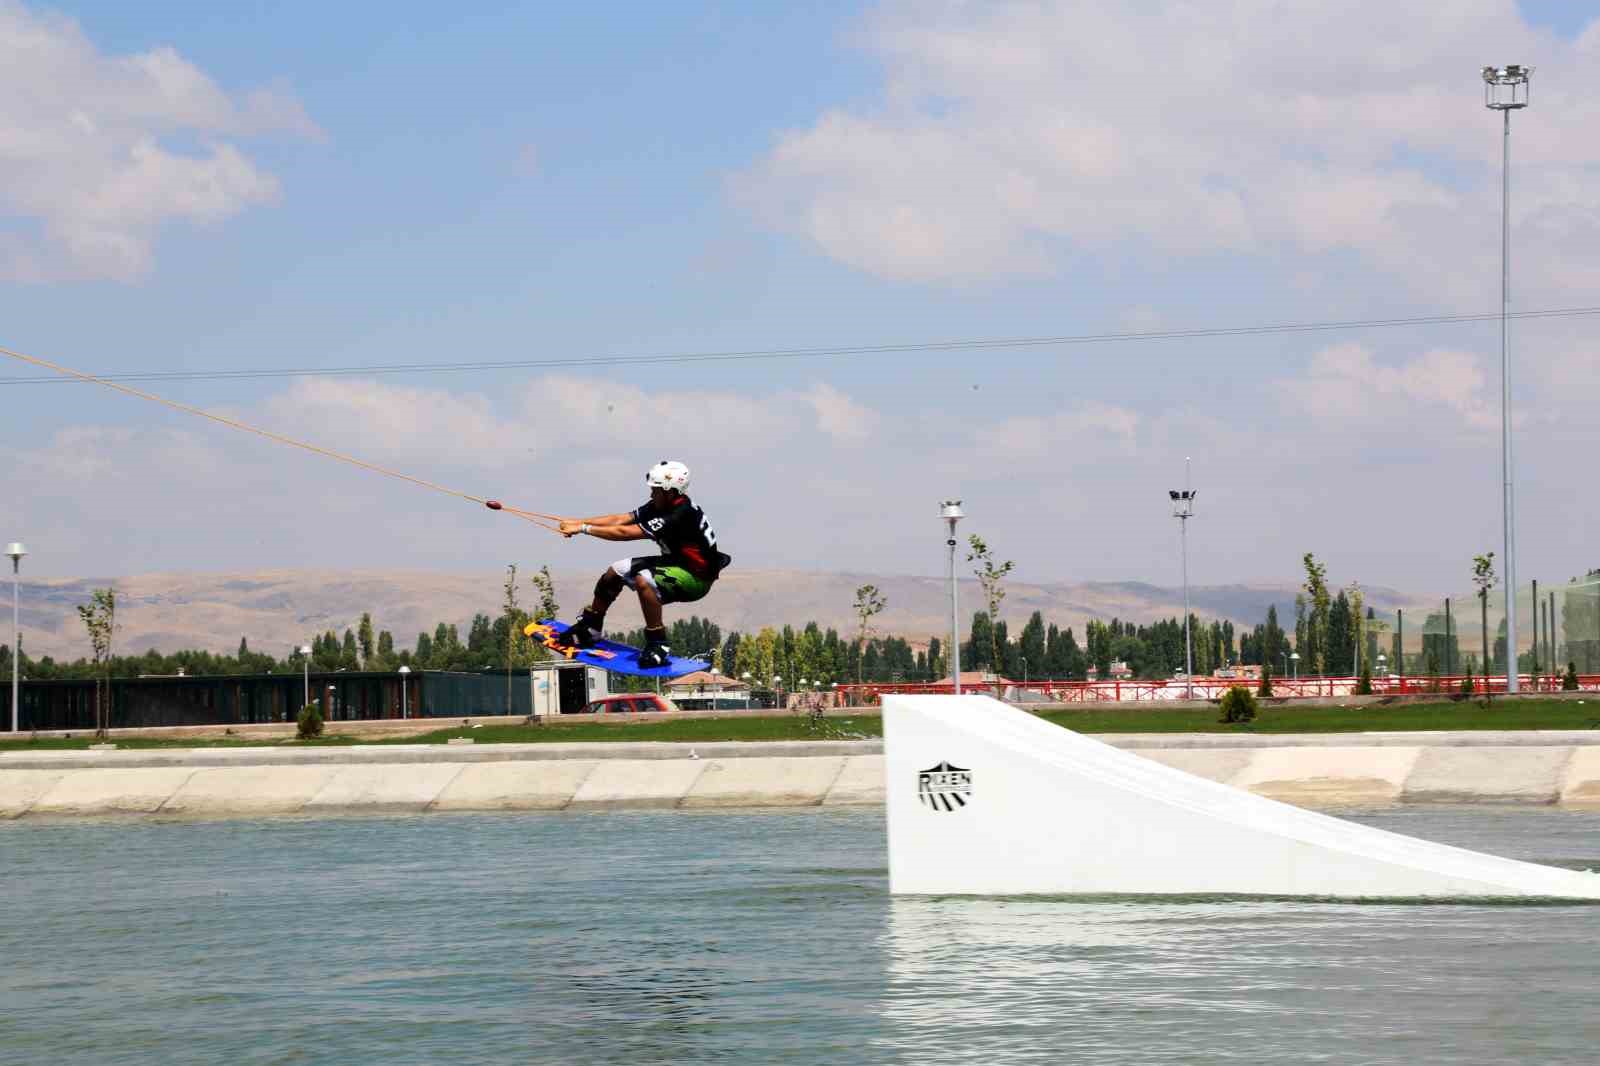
top-left (581, 693), bottom-right (679, 714)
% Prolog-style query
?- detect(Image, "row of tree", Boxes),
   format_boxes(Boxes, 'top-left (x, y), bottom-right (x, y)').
top-left (14, 543), bottom-right (1596, 692)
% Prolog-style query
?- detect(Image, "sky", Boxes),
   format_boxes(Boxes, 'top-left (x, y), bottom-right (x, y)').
top-left (2, 0), bottom-right (1598, 598)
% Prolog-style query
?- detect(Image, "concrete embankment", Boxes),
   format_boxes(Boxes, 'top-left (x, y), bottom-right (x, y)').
top-left (7, 733), bottom-right (1600, 818)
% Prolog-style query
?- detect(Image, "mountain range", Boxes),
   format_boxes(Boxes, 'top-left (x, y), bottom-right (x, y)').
top-left (8, 569), bottom-right (1436, 662)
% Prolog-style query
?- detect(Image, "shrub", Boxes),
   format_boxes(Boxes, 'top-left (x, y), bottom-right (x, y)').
top-left (1257, 665), bottom-right (1273, 698)
top-left (296, 702), bottom-right (325, 740)
top-left (1458, 676), bottom-right (1476, 698)
top-left (1564, 662), bottom-right (1581, 692)
top-left (1354, 664), bottom-right (1372, 696)
top-left (1219, 685), bottom-right (1257, 724)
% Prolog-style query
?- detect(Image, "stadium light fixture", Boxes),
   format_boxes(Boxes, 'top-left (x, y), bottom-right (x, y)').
top-left (941, 500), bottom-right (964, 694)
top-left (6, 542), bottom-right (25, 733)
top-left (1482, 63), bottom-right (1531, 693)
top-left (1169, 461), bottom-right (1196, 700)
top-left (299, 644), bottom-right (312, 708)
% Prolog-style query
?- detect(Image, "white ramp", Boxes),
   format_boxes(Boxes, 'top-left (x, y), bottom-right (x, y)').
top-left (884, 695), bottom-right (1600, 898)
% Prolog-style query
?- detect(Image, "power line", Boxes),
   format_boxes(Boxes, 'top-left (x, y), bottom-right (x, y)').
top-left (0, 342), bottom-right (566, 533)
top-left (2, 305), bottom-right (1596, 386)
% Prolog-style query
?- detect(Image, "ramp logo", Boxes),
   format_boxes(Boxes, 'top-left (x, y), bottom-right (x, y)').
top-left (917, 761), bottom-right (972, 812)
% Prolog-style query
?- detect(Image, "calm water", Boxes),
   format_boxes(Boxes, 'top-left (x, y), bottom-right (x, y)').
top-left (3, 807), bottom-right (1600, 1064)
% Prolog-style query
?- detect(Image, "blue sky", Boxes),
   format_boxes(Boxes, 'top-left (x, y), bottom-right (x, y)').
top-left (3, 0), bottom-right (1599, 599)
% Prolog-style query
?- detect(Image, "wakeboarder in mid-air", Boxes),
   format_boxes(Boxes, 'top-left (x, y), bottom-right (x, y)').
top-left (554, 460), bottom-right (730, 667)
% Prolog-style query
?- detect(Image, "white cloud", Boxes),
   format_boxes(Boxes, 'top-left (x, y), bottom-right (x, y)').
top-left (0, 1), bottom-right (320, 281)
top-left (739, 1), bottom-right (1600, 303)
top-left (10, 363), bottom-right (1594, 591)
top-left (259, 378), bottom-right (526, 470)
top-left (803, 382), bottom-right (878, 443)
top-left (1277, 342), bottom-right (1498, 431)
top-left (974, 402), bottom-right (1141, 459)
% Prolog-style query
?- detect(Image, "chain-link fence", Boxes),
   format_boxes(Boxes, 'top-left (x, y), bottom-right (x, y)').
top-left (1388, 576), bottom-right (1599, 683)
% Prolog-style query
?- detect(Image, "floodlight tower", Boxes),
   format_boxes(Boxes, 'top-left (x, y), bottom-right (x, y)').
top-left (1169, 461), bottom-right (1196, 701)
top-left (7, 543), bottom-right (25, 733)
top-left (1483, 63), bottom-right (1530, 693)
top-left (941, 500), bottom-right (964, 694)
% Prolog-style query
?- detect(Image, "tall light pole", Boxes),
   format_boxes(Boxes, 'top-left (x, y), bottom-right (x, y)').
top-left (398, 664), bottom-right (411, 719)
top-left (6, 543), bottom-right (25, 733)
top-left (1484, 64), bottom-right (1531, 694)
top-left (299, 644), bottom-right (312, 709)
top-left (941, 500), bottom-right (964, 694)
top-left (1169, 461), bottom-right (1196, 700)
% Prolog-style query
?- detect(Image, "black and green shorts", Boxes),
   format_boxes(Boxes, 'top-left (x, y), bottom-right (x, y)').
top-left (611, 555), bottom-right (715, 605)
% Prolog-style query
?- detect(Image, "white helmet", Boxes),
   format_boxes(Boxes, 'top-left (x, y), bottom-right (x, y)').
top-left (645, 459), bottom-right (691, 493)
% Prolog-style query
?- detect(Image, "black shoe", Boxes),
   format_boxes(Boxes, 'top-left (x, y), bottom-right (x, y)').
top-left (566, 609), bottom-right (603, 649)
top-left (638, 626), bottom-right (670, 668)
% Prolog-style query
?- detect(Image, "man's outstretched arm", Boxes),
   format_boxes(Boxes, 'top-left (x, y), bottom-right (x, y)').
top-left (558, 518), bottom-right (647, 540)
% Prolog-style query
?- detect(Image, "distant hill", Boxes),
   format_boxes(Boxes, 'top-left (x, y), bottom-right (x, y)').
top-left (9, 568), bottom-right (1433, 662)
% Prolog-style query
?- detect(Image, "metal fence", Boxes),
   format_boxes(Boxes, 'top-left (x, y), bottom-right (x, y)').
top-left (2, 669), bottom-right (532, 732)
top-left (839, 671), bottom-right (1600, 705)
top-left (1393, 577), bottom-right (1600, 682)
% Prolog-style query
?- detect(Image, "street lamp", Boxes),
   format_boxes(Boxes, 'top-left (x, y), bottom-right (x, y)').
top-left (773, 674), bottom-right (782, 710)
top-left (940, 500), bottom-right (964, 694)
top-left (1483, 63), bottom-right (1531, 694)
top-left (298, 645), bottom-right (312, 709)
top-left (398, 665), bottom-right (411, 719)
top-left (1169, 460), bottom-right (1197, 700)
top-left (6, 542), bottom-right (25, 733)
top-left (1291, 651), bottom-right (1300, 680)
top-left (742, 671), bottom-right (752, 710)
top-left (326, 683), bottom-right (336, 719)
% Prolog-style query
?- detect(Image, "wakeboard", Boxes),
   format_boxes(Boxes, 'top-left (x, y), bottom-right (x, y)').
top-left (523, 619), bottom-right (703, 679)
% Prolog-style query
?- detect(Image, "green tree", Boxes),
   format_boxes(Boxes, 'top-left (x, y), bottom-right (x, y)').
top-left (1472, 552), bottom-right (1496, 682)
top-left (1219, 685), bottom-right (1257, 724)
top-left (1347, 583), bottom-right (1365, 673)
top-left (1302, 553), bottom-right (1330, 674)
top-left (529, 564), bottom-right (560, 624)
top-left (1293, 594), bottom-right (1308, 671)
top-left (966, 611), bottom-right (994, 670)
top-left (1018, 611), bottom-right (1046, 683)
top-left (375, 630), bottom-right (396, 668)
top-left (967, 535), bottom-right (1015, 677)
top-left (76, 588), bottom-right (117, 740)
top-left (357, 612), bottom-right (375, 665)
top-left (1326, 591), bottom-right (1352, 675)
top-left (852, 584), bottom-right (887, 684)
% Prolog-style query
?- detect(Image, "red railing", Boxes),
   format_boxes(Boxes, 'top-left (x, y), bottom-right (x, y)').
top-left (836, 673), bottom-right (1600, 705)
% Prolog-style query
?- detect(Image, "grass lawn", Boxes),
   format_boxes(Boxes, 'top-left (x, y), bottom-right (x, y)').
top-left (2, 698), bottom-right (1596, 752)
top-left (1037, 697), bottom-right (1600, 735)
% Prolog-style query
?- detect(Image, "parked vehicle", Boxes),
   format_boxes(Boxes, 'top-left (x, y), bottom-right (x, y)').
top-left (582, 693), bottom-right (678, 714)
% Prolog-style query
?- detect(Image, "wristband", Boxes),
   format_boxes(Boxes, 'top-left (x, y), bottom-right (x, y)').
top-left (581, 523), bottom-right (591, 535)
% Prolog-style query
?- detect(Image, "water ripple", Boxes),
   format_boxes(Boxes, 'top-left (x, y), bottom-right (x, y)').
top-left (3, 807), bottom-right (1599, 1064)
